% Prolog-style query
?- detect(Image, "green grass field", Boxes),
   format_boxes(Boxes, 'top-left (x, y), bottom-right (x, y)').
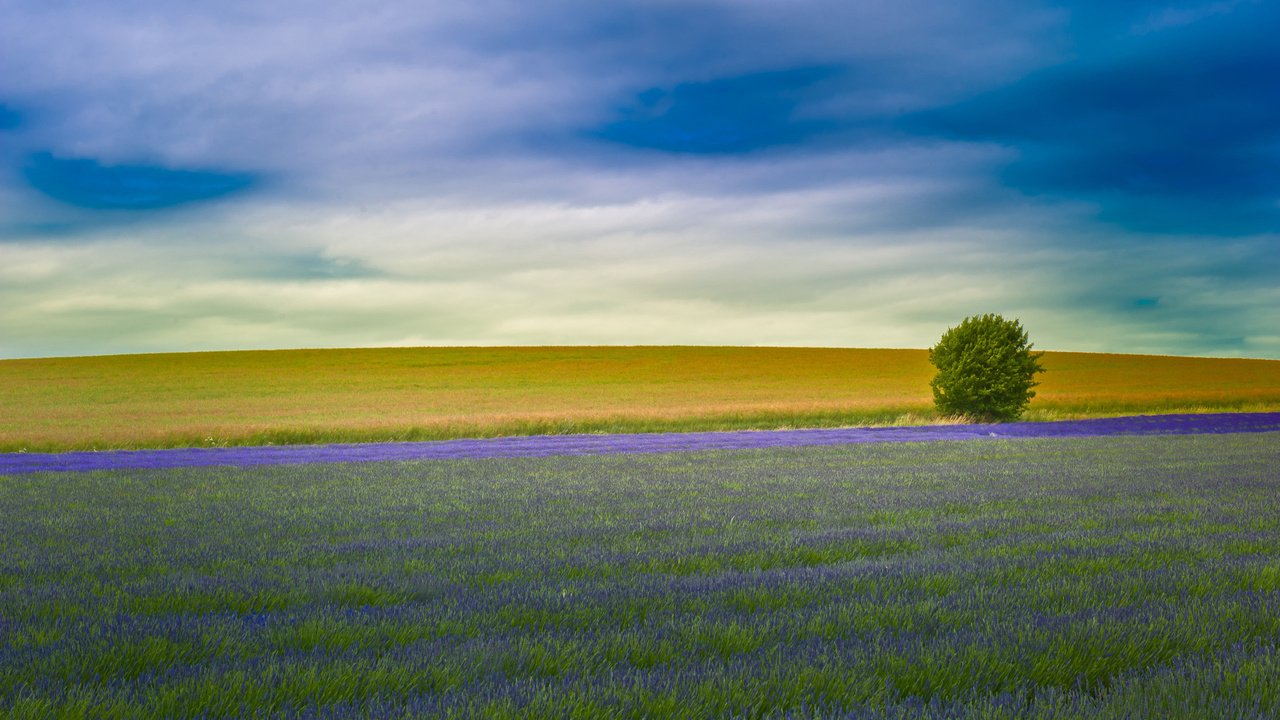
top-left (2, 346), bottom-right (1279, 452)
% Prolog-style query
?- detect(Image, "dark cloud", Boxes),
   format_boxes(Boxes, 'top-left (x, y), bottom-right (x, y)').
top-left (23, 153), bottom-right (256, 210)
top-left (591, 67), bottom-right (846, 154)
top-left (248, 253), bottom-right (381, 281)
top-left (904, 2), bottom-right (1280, 234)
top-left (0, 103), bottom-right (20, 130)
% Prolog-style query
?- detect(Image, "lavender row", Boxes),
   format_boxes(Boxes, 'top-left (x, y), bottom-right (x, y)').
top-left (3, 411), bottom-right (1279, 474)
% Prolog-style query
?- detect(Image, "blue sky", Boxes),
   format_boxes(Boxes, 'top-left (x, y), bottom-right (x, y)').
top-left (1, 0), bottom-right (1277, 359)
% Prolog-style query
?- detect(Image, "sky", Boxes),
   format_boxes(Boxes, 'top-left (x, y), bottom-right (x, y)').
top-left (1, 0), bottom-right (1277, 359)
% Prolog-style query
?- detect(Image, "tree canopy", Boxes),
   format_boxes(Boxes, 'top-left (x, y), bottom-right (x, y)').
top-left (929, 314), bottom-right (1045, 421)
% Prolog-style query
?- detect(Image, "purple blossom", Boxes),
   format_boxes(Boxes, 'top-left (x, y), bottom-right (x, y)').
top-left (2, 412), bottom-right (1278, 474)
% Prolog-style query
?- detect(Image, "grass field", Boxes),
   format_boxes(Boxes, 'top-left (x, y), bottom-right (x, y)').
top-left (2, 346), bottom-right (1279, 452)
top-left (4, 433), bottom-right (1279, 718)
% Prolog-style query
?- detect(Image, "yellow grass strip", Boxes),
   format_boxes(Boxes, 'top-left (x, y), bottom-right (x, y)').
top-left (1, 346), bottom-right (1278, 452)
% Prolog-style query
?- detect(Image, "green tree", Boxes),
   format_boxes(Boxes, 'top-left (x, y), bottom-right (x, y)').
top-left (929, 313), bottom-right (1045, 421)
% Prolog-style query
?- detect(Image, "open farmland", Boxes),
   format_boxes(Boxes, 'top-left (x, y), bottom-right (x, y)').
top-left (2, 346), bottom-right (1279, 452)
top-left (4, 432), bottom-right (1280, 718)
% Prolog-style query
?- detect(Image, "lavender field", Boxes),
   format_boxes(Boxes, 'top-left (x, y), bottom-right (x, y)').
top-left (4, 430), bottom-right (1280, 718)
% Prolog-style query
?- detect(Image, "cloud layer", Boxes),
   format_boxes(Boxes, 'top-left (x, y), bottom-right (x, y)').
top-left (1, 0), bottom-right (1276, 358)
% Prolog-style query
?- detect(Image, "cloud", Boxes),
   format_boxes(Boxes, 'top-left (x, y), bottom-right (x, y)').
top-left (2, 180), bottom-right (1277, 359)
top-left (0, 0), bottom-right (1276, 359)
top-left (22, 153), bottom-right (256, 210)
top-left (591, 66), bottom-right (844, 154)
top-left (0, 103), bottom-right (19, 130)
top-left (905, 1), bottom-right (1280, 234)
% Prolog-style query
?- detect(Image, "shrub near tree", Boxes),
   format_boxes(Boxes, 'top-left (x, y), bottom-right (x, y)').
top-left (929, 313), bottom-right (1045, 422)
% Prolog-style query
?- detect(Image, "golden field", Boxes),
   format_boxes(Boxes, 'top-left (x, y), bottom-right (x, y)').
top-left (1, 346), bottom-right (1278, 452)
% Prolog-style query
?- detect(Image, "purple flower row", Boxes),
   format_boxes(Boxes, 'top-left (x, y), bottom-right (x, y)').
top-left (3, 411), bottom-right (1278, 474)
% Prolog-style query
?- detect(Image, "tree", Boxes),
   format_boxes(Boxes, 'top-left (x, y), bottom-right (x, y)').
top-left (928, 313), bottom-right (1045, 422)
